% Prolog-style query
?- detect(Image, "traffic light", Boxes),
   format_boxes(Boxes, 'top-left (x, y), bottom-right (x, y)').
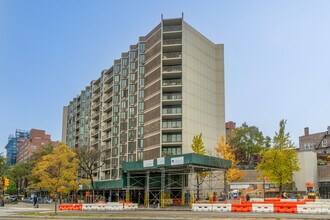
top-left (4, 178), bottom-right (9, 187)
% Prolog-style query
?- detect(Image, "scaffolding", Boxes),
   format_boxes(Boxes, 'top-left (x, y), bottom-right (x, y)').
top-left (5, 129), bottom-right (29, 165)
top-left (94, 153), bottom-right (231, 207)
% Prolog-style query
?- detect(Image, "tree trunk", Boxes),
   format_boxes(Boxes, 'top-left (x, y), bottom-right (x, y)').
top-left (279, 183), bottom-right (282, 198)
top-left (196, 176), bottom-right (200, 201)
top-left (90, 174), bottom-right (95, 203)
top-left (54, 195), bottom-right (57, 215)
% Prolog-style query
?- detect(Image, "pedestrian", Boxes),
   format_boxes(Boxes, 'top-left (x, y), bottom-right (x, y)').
top-left (245, 194), bottom-right (250, 202)
top-left (33, 196), bottom-right (39, 208)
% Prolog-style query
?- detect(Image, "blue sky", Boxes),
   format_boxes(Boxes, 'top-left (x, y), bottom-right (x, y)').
top-left (1, 0), bottom-right (330, 153)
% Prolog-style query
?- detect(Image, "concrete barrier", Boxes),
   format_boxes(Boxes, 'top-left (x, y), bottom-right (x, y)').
top-left (213, 204), bottom-right (231, 212)
top-left (280, 199), bottom-right (297, 202)
top-left (297, 204), bottom-right (323, 214)
top-left (250, 198), bottom-right (264, 202)
top-left (124, 203), bottom-right (138, 210)
top-left (252, 203), bottom-right (274, 213)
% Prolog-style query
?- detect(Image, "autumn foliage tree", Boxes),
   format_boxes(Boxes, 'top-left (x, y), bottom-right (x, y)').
top-left (256, 120), bottom-right (300, 197)
top-left (215, 136), bottom-right (243, 183)
top-left (32, 143), bottom-right (78, 214)
top-left (228, 123), bottom-right (271, 165)
top-left (191, 133), bottom-right (209, 201)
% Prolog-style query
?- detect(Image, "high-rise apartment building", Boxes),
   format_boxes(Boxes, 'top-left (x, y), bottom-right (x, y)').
top-left (5, 130), bottom-right (30, 165)
top-left (62, 16), bottom-right (225, 182)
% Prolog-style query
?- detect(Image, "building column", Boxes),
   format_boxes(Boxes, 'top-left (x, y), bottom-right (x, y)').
top-left (181, 173), bottom-right (185, 205)
top-left (160, 168), bottom-right (165, 208)
top-left (188, 167), bottom-right (194, 207)
top-left (145, 170), bottom-right (150, 207)
top-left (126, 172), bottom-right (130, 202)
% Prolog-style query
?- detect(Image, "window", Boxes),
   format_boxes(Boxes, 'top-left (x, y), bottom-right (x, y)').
top-left (113, 115), bottom-right (118, 123)
top-left (129, 95), bottom-right (135, 106)
top-left (120, 133), bottom-right (127, 143)
top-left (113, 105), bottom-right (119, 113)
top-left (113, 95), bottom-right (119, 105)
top-left (138, 126), bottom-right (144, 136)
top-left (162, 133), bottom-right (182, 143)
top-left (137, 151), bottom-right (143, 161)
top-left (120, 122), bottom-right (127, 131)
top-left (112, 126), bottom-right (118, 135)
top-left (138, 102), bottom-right (144, 113)
top-left (139, 90), bottom-right (144, 99)
top-left (121, 90), bottom-right (127, 98)
top-left (121, 79), bottom-right (127, 88)
top-left (129, 84), bottom-right (136, 94)
top-left (31, 145), bottom-right (37, 150)
top-left (139, 66), bottom-right (145, 75)
top-left (128, 154), bottom-right (135, 162)
top-left (121, 68), bottom-right (128, 78)
top-left (121, 58), bottom-right (128, 66)
top-left (129, 107), bottom-right (135, 116)
top-left (162, 147), bottom-right (182, 156)
top-left (130, 62), bottom-right (136, 70)
top-left (112, 137), bottom-right (118, 146)
top-left (114, 65), bottom-right (120, 73)
top-left (121, 100), bottom-right (127, 109)
top-left (138, 114), bottom-right (144, 125)
top-left (139, 78), bottom-right (144, 87)
top-left (138, 139), bottom-right (144, 148)
top-left (114, 75), bottom-right (120, 84)
top-left (129, 130), bottom-right (135, 141)
top-left (129, 73), bottom-right (136, 82)
top-left (114, 85), bottom-right (119, 94)
top-left (130, 51), bottom-right (136, 61)
top-left (129, 118), bottom-right (136, 128)
top-left (139, 42), bottom-right (145, 53)
top-left (140, 54), bottom-right (145, 64)
top-left (120, 112), bottom-right (126, 120)
top-left (128, 142), bottom-right (135, 153)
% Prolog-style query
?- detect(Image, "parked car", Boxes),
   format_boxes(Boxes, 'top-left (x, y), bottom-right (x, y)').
top-left (9, 195), bottom-right (18, 202)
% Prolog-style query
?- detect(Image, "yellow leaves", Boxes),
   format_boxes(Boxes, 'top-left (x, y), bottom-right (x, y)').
top-left (191, 133), bottom-right (206, 155)
top-left (215, 136), bottom-right (243, 182)
top-left (32, 143), bottom-right (78, 197)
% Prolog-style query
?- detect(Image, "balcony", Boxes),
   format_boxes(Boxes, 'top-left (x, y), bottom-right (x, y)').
top-left (103, 164), bottom-right (111, 170)
top-left (102, 123), bottom-right (111, 131)
top-left (162, 108), bottom-right (182, 115)
top-left (163, 39), bottom-right (182, 45)
top-left (103, 103), bottom-right (112, 112)
top-left (93, 84), bottom-right (100, 92)
top-left (91, 139), bottom-right (98, 146)
top-left (92, 93), bottom-right (101, 102)
top-left (91, 129), bottom-right (98, 137)
top-left (162, 79), bottom-right (182, 86)
top-left (104, 74), bottom-right (113, 84)
top-left (102, 135), bottom-right (111, 141)
top-left (103, 93), bottom-right (112, 102)
top-left (103, 114), bottom-right (112, 122)
top-left (163, 65), bottom-right (182, 73)
top-left (162, 93), bottom-right (182, 100)
top-left (104, 84), bottom-right (111, 93)
top-left (162, 121), bottom-right (182, 129)
top-left (163, 26), bottom-right (182, 32)
top-left (91, 121), bottom-right (99, 128)
top-left (163, 52), bottom-right (182, 59)
top-left (92, 102), bottom-right (100, 111)
top-left (91, 111), bottom-right (99, 120)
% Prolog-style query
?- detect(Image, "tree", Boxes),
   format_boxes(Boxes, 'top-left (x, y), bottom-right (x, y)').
top-left (191, 133), bottom-right (209, 201)
top-left (75, 146), bottom-right (105, 202)
top-left (0, 155), bottom-right (7, 204)
top-left (215, 136), bottom-right (244, 183)
top-left (8, 162), bottom-right (32, 197)
top-left (256, 120), bottom-right (300, 197)
top-left (32, 143), bottom-right (78, 214)
top-left (228, 123), bottom-right (271, 165)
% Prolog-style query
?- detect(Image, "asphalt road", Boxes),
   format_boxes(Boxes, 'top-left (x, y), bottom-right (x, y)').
top-left (0, 203), bottom-right (330, 219)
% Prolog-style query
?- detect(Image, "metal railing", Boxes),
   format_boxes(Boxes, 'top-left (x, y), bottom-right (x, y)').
top-left (162, 93), bottom-right (182, 100)
top-left (163, 65), bottom-right (182, 72)
top-left (163, 39), bottom-right (182, 45)
top-left (162, 79), bottom-right (182, 86)
top-left (162, 108), bottom-right (182, 114)
top-left (163, 52), bottom-right (182, 59)
top-left (163, 26), bottom-right (182, 32)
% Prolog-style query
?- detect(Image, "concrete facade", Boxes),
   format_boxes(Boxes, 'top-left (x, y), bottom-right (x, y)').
top-left (62, 16), bottom-right (225, 182)
top-left (293, 151), bottom-right (318, 191)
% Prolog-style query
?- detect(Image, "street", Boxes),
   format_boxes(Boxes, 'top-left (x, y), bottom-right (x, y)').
top-left (0, 203), bottom-right (330, 219)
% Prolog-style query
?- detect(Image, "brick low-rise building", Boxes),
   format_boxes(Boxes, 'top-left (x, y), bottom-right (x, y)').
top-left (16, 129), bottom-right (57, 163)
